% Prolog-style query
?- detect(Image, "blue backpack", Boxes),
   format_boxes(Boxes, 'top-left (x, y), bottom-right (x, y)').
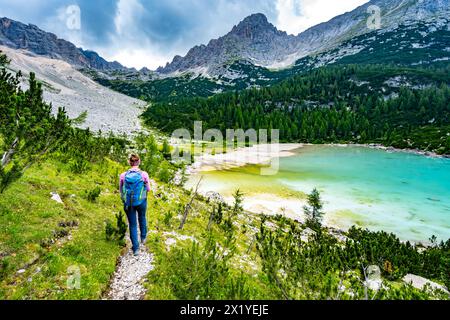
top-left (122, 170), bottom-right (147, 208)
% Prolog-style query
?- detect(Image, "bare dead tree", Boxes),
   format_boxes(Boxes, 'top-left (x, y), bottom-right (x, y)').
top-left (361, 263), bottom-right (369, 301)
top-left (246, 234), bottom-right (257, 255)
top-left (207, 205), bottom-right (215, 231)
top-left (273, 273), bottom-right (291, 301)
top-left (335, 274), bottom-right (345, 301)
top-left (179, 176), bottom-right (203, 230)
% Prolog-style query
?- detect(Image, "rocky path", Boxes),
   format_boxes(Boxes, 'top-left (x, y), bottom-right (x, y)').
top-left (105, 245), bottom-right (154, 300)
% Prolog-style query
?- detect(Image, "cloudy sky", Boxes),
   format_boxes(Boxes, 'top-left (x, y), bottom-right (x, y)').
top-left (0, 0), bottom-right (369, 70)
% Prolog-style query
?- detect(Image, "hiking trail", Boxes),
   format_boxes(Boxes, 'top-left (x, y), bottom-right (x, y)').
top-left (105, 241), bottom-right (154, 300)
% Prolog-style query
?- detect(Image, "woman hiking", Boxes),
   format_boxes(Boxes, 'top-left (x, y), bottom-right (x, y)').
top-left (120, 154), bottom-right (151, 256)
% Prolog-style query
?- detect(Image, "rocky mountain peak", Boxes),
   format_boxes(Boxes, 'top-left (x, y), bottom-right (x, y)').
top-left (231, 13), bottom-right (273, 34)
top-left (0, 17), bottom-right (127, 71)
top-left (230, 13), bottom-right (287, 40)
top-left (157, 13), bottom-right (295, 75)
top-left (157, 0), bottom-right (450, 76)
top-left (240, 13), bottom-right (269, 25)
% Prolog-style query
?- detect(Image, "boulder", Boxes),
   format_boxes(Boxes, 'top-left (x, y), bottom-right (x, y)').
top-left (50, 192), bottom-right (64, 205)
top-left (403, 274), bottom-right (449, 294)
top-left (300, 228), bottom-right (316, 242)
top-left (365, 265), bottom-right (382, 291)
top-left (205, 191), bottom-right (225, 203)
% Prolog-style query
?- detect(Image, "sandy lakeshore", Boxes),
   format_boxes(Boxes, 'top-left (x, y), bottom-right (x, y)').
top-left (189, 143), bottom-right (305, 173)
top-left (222, 192), bottom-right (308, 222)
top-left (187, 143), bottom-right (310, 221)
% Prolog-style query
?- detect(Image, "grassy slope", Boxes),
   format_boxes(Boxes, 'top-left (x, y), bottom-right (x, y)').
top-left (141, 174), bottom-right (449, 300)
top-left (0, 160), bottom-right (126, 299)
top-left (0, 155), bottom-right (269, 300)
top-left (142, 188), bottom-right (272, 300)
top-left (0, 157), bottom-right (447, 300)
top-left (142, 192), bottom-right (449, 300)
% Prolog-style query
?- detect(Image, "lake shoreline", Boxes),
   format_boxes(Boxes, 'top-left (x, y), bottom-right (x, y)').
top-left (186, 143), bottom-right (449, 246)
top-left (199, 188), bottom-right (435, 247)
top-left (334, 143), bottom-right (450, 159)
top-left (188, 143), bottom-right (449, 175)
top-left (187, 143), bottom-right (304, 174)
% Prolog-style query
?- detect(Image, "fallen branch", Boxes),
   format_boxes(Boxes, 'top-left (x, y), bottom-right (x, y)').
top-left (1, 137), bottom-right (19, 168)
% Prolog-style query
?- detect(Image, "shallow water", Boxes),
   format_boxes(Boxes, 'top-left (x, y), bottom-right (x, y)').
top-left (189, 145), bottom-right (450, 242)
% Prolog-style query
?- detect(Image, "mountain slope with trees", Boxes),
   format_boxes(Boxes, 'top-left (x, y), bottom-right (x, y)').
top-left (2, 1), bottom-right (449, 102)
top-left (94, 15), bottom-right (450, 102)
top-left (157, 0), bottom-right (450, 76)
top-left (143, 64), bottom-right (450, 155)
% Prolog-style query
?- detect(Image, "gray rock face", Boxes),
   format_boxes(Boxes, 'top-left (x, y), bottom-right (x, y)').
top-left (0, 17), bottom-right (127, 71)
top-left (80, 49), bottom-right (126, 71)
top-left (2, 45), bottom-right (145, 136)
top-left (157, 0), bottom-right (450, 76)
top-left (2, 0), bottom-right (448, 80)
top-left (158, 13), bottom-right (298, 75)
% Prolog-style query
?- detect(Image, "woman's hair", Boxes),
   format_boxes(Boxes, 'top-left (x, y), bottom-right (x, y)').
top-left (129, 154), bottom-right (141, 166)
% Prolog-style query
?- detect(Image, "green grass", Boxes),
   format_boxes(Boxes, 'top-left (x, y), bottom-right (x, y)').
top-left (0, 157), bottom-right (447, 300)
top-left (140, 181), bottom-right (273, 299)
top-left (0, 160), bottom-right (127, 299)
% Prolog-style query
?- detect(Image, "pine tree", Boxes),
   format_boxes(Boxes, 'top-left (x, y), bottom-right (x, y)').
top-left (0, 53), bottom-right (71, 193)
top-left (232, 189), bottom-right (244, 217)
top-left (303, 188), bottom-right (325, 229)
top-left (162, 139), bottom-right (171, 160)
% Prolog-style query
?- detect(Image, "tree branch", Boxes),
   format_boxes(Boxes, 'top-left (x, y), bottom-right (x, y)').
top-left (1, 137), bottom-right (19, 168)
top-left (179, 176), bottom-right (203, 230)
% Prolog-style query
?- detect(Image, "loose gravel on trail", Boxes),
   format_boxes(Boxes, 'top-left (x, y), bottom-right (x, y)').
top-left (106, 247), bottom-right (154, 300)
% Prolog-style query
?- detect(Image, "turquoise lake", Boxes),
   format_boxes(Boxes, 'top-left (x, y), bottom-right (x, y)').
top-left (190, 145), bottom-right (450, 242)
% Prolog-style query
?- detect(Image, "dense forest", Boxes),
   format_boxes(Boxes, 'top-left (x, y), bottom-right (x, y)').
top-left (143, 65), bottom-right (450, 155)
top-left (91, 19), bottom-right (450, 104)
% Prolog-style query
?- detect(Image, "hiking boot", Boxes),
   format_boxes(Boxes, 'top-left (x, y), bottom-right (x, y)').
top-left (141, 237), bottom-right (147, 245)
top-left (133, 249), bottom-right (139, 257)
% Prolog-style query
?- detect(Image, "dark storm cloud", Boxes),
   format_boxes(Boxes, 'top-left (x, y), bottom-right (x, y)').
top-left (76, 0), bottom-right (118, 45)
top-left (0, 0), bottom-right (277, 67)
top-left (0, 0), bottom-right (371, 68)
top-left (0, 0), bottom-right (118, 45)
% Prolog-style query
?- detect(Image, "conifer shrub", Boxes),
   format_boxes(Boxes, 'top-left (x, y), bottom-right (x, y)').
top-left (86, 186), bottom-right (102, 203)
top-left (256, 214), bottom-right (450, 300)
top-left (69, 157), bottom-right (90, 174)
top-left (105, 211), bottom-right (127, 246)
top-left (148, 233), bottom-right (253, 300)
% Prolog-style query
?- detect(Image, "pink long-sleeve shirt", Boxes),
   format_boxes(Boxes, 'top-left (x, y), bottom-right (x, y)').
top-left (119, 169), bottom-right (151, 194)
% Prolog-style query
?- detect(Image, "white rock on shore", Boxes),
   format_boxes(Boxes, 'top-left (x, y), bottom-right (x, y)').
top-left (403, 274), bottom-right (449, 294)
